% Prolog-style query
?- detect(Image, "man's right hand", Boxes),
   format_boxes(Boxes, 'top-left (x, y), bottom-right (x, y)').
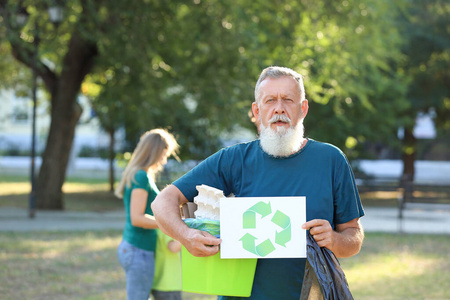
top-left (152, 185), bottom-right (222, 257)
top-left (183, 228), bottom-right (222, 257)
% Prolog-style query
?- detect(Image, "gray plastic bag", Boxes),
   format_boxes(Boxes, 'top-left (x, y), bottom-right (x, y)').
top-left (300, 232), bottom-right (354, 300)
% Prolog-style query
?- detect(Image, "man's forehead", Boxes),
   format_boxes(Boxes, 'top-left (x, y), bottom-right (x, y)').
top-left (259, 77), bottom-right (299, 96)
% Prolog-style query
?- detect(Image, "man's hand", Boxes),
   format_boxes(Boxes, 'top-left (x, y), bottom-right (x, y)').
top-left (302, 218), bottom-right (364, 258)
top-left (183, 228), bottom-right (222, 257)
top-left (153, 185), bottom-right (222, 257)
top-left (302, 219), bottom-right (335, 249)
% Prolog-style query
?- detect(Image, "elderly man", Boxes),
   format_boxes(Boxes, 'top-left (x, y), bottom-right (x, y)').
top-left (152, 66), bottom-right (364, 299)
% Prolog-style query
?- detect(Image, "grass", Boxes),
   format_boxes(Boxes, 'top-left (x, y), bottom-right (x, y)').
top-left (342, 233), bottom-right (450, 299)
top-left (0, 230), bottom-right (125, 300)
top-left (0, 174), bottom-right (123, 212)
top-left (0, 230), bottom-right (448, 300)
top-left (0, 230), bottom-right (217, 300)
top-left (1, 173), bottom-right (449, 299)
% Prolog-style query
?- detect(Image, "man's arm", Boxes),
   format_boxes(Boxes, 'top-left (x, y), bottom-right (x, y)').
top-left (151, 184), bottom-right (221, 257)
top-left (302, 218), bottom-right (364, 258)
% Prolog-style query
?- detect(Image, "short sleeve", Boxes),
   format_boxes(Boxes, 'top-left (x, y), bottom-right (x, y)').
top-left (132, 170), bottom-right (150, 190)
top-left (173, 150), bottom-right (230, 201)
top-left (333, 152), bottom-right (365, 224)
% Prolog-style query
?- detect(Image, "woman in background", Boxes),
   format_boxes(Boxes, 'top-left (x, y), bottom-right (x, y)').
top-left (115, 128), bottom-right (179, 300)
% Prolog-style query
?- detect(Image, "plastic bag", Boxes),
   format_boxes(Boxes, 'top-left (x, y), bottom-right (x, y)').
top-left (300, 232), bottom-right (354, 300)
top-left (183, 218), bottom-right (220, 237)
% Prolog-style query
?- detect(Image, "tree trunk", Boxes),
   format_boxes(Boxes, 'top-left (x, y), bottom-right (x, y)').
top-left (400, 127), bottom-right (416, 202)
top-left (108, 128), bottom-right (115, 192)
top-left (36, 99), bottom-right (82, 209)
top-left (35, 32), bottom-right (98, 210)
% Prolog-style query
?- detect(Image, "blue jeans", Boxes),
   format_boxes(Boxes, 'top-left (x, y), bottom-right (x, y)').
top-left (118, 240), bottom-right (155, 300)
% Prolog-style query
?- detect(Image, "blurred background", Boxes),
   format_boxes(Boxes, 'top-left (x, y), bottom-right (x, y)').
top-left (0, 0), bottom-right (449, 299)
top-left (1, 0), bottom-right (449, 209)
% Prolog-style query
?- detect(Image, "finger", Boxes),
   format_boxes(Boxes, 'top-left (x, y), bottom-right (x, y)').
top-left (198, 231), bottom-right (222, 246)
top-left (302, 219), bottom-right (326, 230)
top-left (189, 242), bottom-right (220, 257)
top-left (316, 239), bottom-right (330, 248)
top-left (190, 246), bottom-right (219, 257)
top-left (311, 232), bottom-right (329, 242)
top-left (309, 223), bottom-right (331, 235)
top-left (200, 244), bottom-right (220, 256)
top-left (311, 233), bottom-right (330, 248)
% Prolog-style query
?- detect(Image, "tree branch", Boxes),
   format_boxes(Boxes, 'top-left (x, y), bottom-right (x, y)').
top-left (2, 1), bottom-right (58, 94)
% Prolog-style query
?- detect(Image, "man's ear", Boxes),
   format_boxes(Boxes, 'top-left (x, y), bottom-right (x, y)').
top-left (252, 102), bottom-right (259, 120)
top-left (301, 99), bottom-right (309, 119)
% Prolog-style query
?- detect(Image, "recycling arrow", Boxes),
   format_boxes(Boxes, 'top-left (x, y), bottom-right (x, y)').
top-left (256, 239), bottom-right (276, 256)
top-left (239, 234), bottom-right (276, 257)
top-left (239, 233), bottom-right (257, 254)
top-left (243, 201), bottom-right (271, 229)
top-left (271, 210), bottom-right (291, 247)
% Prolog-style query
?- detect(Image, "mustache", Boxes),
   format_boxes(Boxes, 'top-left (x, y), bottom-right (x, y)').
top-left (268, 114), bottom-right (291, 124)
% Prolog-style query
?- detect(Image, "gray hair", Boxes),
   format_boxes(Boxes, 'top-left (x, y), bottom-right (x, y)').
top-left (254, 66), bottom-right (305, 104)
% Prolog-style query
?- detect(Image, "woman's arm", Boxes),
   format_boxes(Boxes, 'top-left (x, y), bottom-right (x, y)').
top-left (130, 188), bottom-right (158, 229)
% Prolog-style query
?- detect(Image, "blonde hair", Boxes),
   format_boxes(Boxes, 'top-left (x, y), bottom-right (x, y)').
top-left (114, 128), bottom-right (179, 198)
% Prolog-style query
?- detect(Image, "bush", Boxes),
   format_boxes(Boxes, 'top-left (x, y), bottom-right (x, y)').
top-left (78, 145), bottom-right (109, 159)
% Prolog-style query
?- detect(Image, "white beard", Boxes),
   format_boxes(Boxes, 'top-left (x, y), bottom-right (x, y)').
top-left (259, 115), bottom-right (305, 157)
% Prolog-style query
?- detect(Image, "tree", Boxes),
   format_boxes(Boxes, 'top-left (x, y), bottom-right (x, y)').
top-left (89, 0), bottom-right (409, 158)
top-left (1, 0), bottom-right (302, 208)
top-left (1, 0), bottom-right (101, 209)
top-left (397, 0), bottom-right (450, 185)
top-left (1, 1), bottom-right (199, 208)
top-left (1, 0), bottom-right (421, 210)
top-left (268, 0), bottom-right (409, 155)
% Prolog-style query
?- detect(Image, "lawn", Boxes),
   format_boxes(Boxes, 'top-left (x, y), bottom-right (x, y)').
top-left (1, 174), bottom-right (449, 299)
top-left (0, 230), bottom-right (448, 300)
top-left (0, 174), bottom-right (123, 212)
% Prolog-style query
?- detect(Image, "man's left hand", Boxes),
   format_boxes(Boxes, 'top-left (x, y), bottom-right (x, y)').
top-left (302, 219), bottom-right (335, 249)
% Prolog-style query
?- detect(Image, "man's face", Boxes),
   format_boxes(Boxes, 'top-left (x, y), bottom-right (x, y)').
top-left (252, 76), bottom-right (308, 131)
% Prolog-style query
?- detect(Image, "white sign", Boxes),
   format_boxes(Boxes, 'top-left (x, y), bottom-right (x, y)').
top-left (219, 197), bottom-right (306, 259)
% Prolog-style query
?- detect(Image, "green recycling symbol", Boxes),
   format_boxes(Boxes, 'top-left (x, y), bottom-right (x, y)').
top-left (239, 201), bottom-right (291, 257)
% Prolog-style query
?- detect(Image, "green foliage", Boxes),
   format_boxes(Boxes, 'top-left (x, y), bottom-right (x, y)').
top-left (290, 1), bottom-right (409, 155)
top-left (77, 145), bottom-right (109, 158)
top-left (398, 0), bottom-right (450, 131)
top-left (81, 0), bottom-right (414, 160)
top-left (1, 0), bottom-right (447, 163)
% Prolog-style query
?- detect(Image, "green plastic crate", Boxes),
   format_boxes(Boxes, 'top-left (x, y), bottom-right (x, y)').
top-left (181, 247), bottom-right (257, 297)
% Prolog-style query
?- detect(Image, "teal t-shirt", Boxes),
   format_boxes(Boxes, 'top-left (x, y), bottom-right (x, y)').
top-left (173, 139), bottom-right (364, 300)
top-left (122, 169), bottom-right (158, 251)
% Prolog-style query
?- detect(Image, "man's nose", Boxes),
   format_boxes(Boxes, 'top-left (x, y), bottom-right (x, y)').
top-left (274, 99), bottom-right (285, 114)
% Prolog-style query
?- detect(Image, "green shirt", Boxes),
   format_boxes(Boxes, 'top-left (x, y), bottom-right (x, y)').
top-left (153, 229), bottom-right (182, 291)
top-left (122, 169), bottom-right (158, 251)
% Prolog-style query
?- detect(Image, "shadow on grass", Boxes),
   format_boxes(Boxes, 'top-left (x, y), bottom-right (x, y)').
top-left (0, 230), bottom-right (126, 299)
top-left (0, 190), bottom-right (123, 212)
top-left (0, 230), bottom-right (217, 300)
